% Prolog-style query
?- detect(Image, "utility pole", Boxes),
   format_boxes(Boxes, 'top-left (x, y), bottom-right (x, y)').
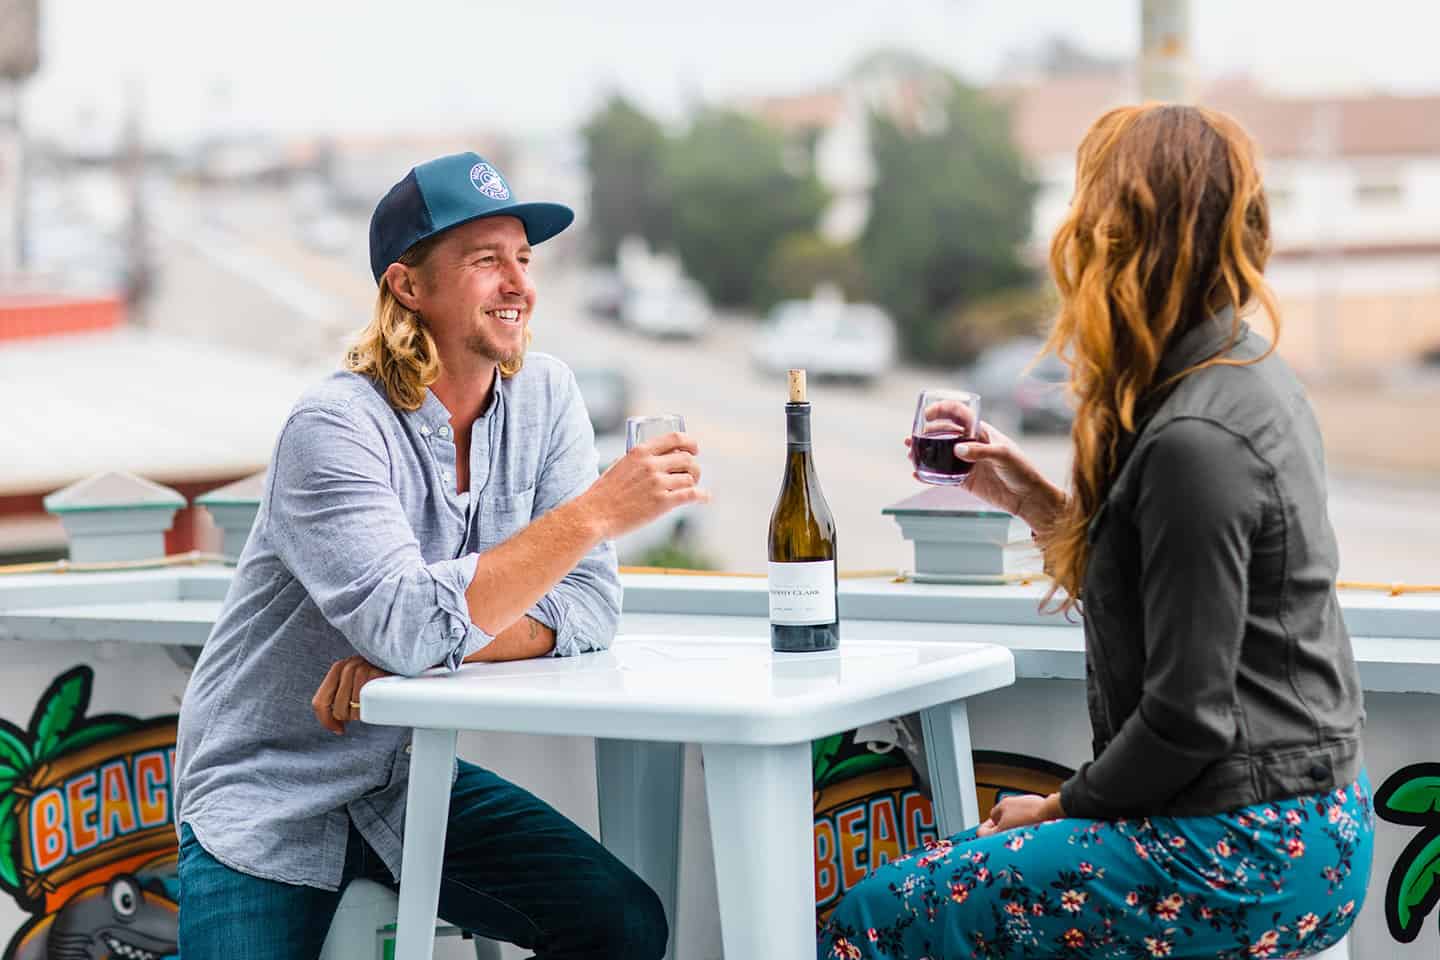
top-left (0, 0), bottom-right (40, 279)
top-left (0, 79), bottom-right (21, 278)
top-left (1308, 101), bottom-right (1342, 380)
top-left (1139, 0), bottom-right (1191, 103)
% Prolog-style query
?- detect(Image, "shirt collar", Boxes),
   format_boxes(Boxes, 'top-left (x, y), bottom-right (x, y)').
top-left (405, 375), bottom-right (506, 436)
top-left (406, 390), bottom-right (454, 438)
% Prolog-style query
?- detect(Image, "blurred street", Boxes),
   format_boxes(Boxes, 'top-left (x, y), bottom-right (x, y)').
top-left (5, 6), bottom-right (1440, 957)
top-left (129, 179), bottom-right (1440, 586)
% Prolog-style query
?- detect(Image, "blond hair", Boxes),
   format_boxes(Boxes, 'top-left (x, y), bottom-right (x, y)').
top-left (344, 237), bottom-right (528, 411)
top-left (1040, 104), bottom-right (1280, 614)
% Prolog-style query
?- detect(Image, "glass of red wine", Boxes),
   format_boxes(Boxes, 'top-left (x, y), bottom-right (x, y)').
top-left (911, 389), bottom-right (982, 485)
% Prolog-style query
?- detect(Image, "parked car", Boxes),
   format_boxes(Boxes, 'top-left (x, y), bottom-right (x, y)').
top-left (572, 366), bottom-right (632, 436)
top-left (296, 210), bottom-right (354, 256)
top-left (619, 278), bottom-right (710, 340)
top-left (582, 267), bottom-right (626, 323)
top-left (968, 337), bottom-right (1073, 435)
top-left (750, 299), bottom-right (897, 383)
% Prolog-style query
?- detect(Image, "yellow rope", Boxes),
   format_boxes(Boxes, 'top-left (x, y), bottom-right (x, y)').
top-left (620, 567), bottom-right (1440, 596)
top-left (0, 551), bottom-right (232, 577)
top-left (1, 556), bottom-right (1436, 597)
top-left (1336, 580), bottom-right (1440, 597)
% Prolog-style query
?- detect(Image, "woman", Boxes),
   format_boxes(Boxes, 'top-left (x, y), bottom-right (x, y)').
top-left (820, 104), bottom-right (1373, 959)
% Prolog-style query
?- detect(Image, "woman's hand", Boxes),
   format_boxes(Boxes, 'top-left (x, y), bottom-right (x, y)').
top-left (311, 655), bottom-right (393, 735)
top-left (904, 413), bottom-right (1066, 534)
top-left (975, 792), bottom-right (1066, 838)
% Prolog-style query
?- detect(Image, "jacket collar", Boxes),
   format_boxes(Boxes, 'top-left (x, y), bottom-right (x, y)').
top-left (1157, 304), bottom-right (1248, 381)
top-left (1105, 305), bottom-right (1248, 486)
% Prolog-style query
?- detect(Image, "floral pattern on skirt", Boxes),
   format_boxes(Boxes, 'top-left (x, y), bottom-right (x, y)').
top-left (819, 775), bottom-right (1374, 959)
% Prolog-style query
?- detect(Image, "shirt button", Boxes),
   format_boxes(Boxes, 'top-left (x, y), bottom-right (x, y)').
top-left (438, 425), bottom-right (452, 439)
top-left (405, 743), bottom-right (413, 755)
top-left (443, 472), bottom-right (454, 485)
top-left (419, 425), bottom-right (432, 436)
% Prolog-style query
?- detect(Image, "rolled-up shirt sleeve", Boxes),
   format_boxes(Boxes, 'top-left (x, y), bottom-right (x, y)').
top-left (524, 370), bottom-right (622, 657)
top-left (1061, 418), bottom-right (1267, 818)
top-left (267, 404), bottom-right (492, 676)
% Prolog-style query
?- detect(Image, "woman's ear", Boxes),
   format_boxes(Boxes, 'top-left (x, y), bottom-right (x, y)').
top-left (385, 262), bottom-right (423, 312)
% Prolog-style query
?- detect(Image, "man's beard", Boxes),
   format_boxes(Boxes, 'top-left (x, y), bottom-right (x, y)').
top-left (463, 331), bottom-right (524, 367)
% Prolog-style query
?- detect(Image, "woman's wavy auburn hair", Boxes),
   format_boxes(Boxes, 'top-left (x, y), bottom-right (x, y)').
top-left (344, 234), bottom-right (529, 411)
top-left (1039, 103), bottom-right (1280, 613)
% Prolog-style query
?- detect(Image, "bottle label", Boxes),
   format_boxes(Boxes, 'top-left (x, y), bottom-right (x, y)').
top-left (768, 561), bottom-right (837, 625)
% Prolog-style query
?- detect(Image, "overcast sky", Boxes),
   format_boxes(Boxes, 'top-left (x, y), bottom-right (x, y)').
top-left (18, 0), bottom-right (1440, 147)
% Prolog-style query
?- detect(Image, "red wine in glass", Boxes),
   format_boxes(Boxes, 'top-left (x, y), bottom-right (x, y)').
top-left (911, 389), bottom-right (981, 485)
top-left (911, 432), bottom-right (972, 479)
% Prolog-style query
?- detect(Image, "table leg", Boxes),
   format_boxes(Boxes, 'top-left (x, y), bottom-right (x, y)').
top-left (920, 699), bottom-right (980, 835)
top-left (594, 739), bottom-right (683, 960)
top-left (700, 741), bottom-right (814, 959)
top-left (394, 727), bottom-right (458, 960)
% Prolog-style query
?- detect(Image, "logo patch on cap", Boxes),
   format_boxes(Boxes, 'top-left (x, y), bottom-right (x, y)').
top-left (469, 162), bottom-right (511, 201)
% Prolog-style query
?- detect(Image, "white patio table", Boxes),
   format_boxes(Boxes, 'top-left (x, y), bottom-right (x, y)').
top-left (360, 632), bottom-right (1015, 960)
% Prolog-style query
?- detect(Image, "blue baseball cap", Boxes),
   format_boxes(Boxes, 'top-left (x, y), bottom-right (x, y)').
top-left (368, 152), bottom-right (574, 283)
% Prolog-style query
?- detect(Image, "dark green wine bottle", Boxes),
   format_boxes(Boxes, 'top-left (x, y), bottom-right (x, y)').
top-left (767, 369), bottom-right (839, 653)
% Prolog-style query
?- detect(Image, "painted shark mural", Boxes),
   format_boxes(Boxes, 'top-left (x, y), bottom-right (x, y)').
top-left (10, 874), bottom-right (177, 960)
top-left (1, 668), bottom-right (180, 960)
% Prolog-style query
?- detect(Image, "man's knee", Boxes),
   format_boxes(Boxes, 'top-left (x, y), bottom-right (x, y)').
top-left (586, 867), bottom-right (669, 960)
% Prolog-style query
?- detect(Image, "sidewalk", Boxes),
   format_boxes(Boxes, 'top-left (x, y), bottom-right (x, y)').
top-left (1310, 382), bottom-right (1440, 476)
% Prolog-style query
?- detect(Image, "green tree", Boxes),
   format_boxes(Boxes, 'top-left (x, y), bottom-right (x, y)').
top-left (936, 285), bottom-right (1057, 365)
top-left (580, 95), bottom-right (671, 264)
top-left (860, 78), bottom-right (1037, 363)
top-left (765, 232), bottom-right (869, 305)
top-left (665, 110), bottom-right (827, 309)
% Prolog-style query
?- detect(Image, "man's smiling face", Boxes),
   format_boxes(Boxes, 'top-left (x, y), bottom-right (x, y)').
top-left (411, 215), bottom-right (535, 366)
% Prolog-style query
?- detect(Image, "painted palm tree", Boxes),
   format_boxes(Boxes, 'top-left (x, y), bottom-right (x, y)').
top-left (1375, 762), bottom-right (1440, 943)
top-left (0, 667), bottom-right (141, 907)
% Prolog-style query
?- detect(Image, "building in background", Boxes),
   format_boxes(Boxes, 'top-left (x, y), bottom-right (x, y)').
top-left (0, 306), bottom-right (320, 563)
top-left (1012, 70), bottom-right (1440, 380)
top-left (755, 65), bottom-right (1440, 381)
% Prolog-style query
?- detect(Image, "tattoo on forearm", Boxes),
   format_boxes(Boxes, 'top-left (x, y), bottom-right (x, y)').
top-left (528, 617), bottom-right (538, 645)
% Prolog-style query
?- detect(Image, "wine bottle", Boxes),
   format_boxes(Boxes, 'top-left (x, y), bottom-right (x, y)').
top-left (767, 369), bottom-right (839, 653)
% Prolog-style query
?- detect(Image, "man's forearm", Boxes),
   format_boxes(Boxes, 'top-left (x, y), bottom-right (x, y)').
top-left (463, 496), bottom-right (604, 637)
top-left (463, 616), bottom-right (556, 662)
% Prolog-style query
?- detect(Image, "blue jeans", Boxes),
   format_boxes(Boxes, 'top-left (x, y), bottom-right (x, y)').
top-left (178, 760), bottom-right (667, 960)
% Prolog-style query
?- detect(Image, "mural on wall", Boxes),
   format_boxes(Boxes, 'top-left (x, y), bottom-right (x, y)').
top-left (0, 666), bottom-right (180, 960)
top-left (812, 715), bottom-right (1074, 926)
top-left (1376, 762), bottom-right (1440, 944)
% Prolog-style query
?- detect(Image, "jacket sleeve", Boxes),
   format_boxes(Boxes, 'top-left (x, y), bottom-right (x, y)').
top-left (1060, 417), bottom-right (1267, 818)
top-left (524, 369), bottom-right (623, 657)
top-left (266, 404), bottom-right (492, 677)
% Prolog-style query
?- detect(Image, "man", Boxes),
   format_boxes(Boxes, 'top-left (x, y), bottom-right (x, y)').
top-left (173, 152), bottom-right (706, 959)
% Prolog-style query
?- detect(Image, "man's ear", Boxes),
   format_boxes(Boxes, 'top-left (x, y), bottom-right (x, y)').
top-left (385, 262), bottom-right (423, 311)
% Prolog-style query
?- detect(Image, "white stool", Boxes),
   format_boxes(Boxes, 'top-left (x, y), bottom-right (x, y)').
top-left (1308, 938), bottom-right (1349, 960)
top-left (319, 878), bottom-right (503, 960)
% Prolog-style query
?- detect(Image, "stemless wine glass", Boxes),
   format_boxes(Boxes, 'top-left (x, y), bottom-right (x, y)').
top-left (910, 389), bottom-right (981, 485)
top-left (626, 414), bottom-right (687, 452)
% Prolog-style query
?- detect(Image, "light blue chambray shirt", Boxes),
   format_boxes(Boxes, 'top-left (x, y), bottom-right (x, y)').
top-left (173, 353), bottom-right (621, 890)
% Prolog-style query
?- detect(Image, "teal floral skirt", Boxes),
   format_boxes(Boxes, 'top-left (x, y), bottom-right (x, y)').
top-left (819, 775), bottom-right (1373, 959)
